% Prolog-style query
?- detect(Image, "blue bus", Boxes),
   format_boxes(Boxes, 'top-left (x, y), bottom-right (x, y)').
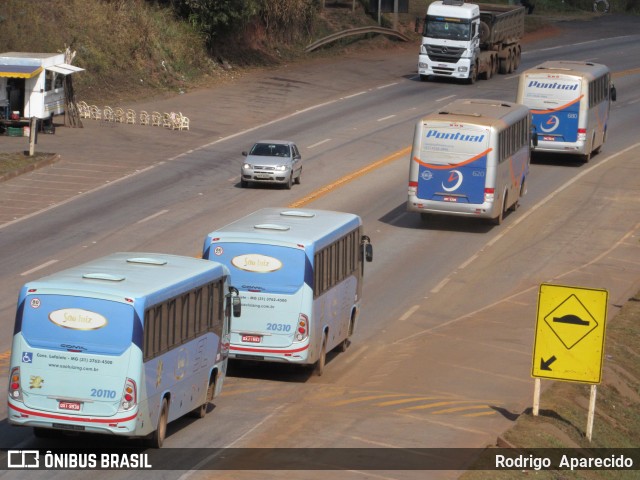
top-left (517, 61), bottom-right (616, 162)
top-left (407, 99), bottom-right (536, 225)
top-left (202, 208), bottom-right (372, 376)
top-left (8, 252), bottom-right (241, 447)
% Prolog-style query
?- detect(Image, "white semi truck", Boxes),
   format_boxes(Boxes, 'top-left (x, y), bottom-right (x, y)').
top-left (417, 0), bottom-right (525, 83)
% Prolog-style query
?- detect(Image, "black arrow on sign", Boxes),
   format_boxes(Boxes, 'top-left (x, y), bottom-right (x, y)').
top-left (540, 356), bottom-right (557, 371)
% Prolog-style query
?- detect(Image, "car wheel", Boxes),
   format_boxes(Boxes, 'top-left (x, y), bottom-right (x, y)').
top-left (240, 179), bottom-right (248, 188)
top-left (295, 170), bottom-right (301, 185)
top-left (286, 174), bottom-right (293, 190)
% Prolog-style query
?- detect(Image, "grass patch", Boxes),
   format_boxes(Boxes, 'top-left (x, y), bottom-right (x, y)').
top-left (0, 152), bottom-right (57, 179)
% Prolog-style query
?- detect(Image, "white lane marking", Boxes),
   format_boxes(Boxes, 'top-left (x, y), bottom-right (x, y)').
top-left (177, 405), bottom-right (286, 479)
top-left (377, 114), bottom-right (396, 122)
top-left (377, 82), bottom-right (398, 90)
top-left (343, 91), bottom-right (367, 99)
top-left (430, 277), bottom-right (450, 294)
top-left (436, 94), bottom-right (456, 103)
top-left (136, 209), bottom-right (169, 224)
top-left (308, 138), bottom-right (332, 149)
top-left (399, 305), bottom-right (420, 321)
top-left (21, 259), bottom-right (58, 276)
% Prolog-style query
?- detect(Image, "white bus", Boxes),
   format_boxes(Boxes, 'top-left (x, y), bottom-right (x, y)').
top-left (202, 208), bottom-right (373, 376)
top-left (8, 252), bottom-right (241, 447)
top-left (516, 60), bottom-right (616, 161)
top-left (408, 99), bottom-right (537, 225)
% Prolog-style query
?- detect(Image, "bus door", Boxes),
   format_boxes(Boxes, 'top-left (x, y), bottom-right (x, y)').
top-left (523, 75), bottom-right (582, 144)
top-left (416, 124), bottom-right (490, 205)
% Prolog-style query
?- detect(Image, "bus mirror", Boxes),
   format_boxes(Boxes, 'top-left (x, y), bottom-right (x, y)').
top-left (361, 235), bottom-right (373, 262)
top-left (232, 297), bottom-right (241, 318)
top-left (365, 244), bottom-right (373, 262)
top-left (610, 85), bottom-right (617, 102)
top-left (530, 126), bottom-right (538, 148)
top-left (228, 286), bottom-right (241, 317)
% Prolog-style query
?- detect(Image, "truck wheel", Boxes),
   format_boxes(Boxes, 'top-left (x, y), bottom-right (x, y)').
top-left (481, 60), bottom-right (493, 80)
top-left (419, 74), bottom-right (431, 82)
top-left (467, 65), bottom-right (477, 85)
top-left (512, 47), bottom-right (521, 71)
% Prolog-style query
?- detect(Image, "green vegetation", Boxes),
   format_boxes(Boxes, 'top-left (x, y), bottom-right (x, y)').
top-left (460, 290), bottom-right (640, 479)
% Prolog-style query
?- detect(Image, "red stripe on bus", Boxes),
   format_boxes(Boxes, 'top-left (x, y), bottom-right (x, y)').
top-left (231, 344), bottom-right (309, 354)
top-left (8, 402), bottom-right (137, 424)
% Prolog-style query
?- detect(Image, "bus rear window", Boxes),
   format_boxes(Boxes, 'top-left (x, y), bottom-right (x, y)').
top-left (211, 243), bottom-right (307, 294)
top-left (20, 295), bottom-right (135, 355)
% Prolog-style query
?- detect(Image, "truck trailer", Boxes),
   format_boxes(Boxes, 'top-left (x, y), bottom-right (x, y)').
top-left (417, 0), bottom-right (525, 83)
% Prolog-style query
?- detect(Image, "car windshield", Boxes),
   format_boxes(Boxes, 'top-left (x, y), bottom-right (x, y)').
top-left (250, 143), bottom-right (290, 157)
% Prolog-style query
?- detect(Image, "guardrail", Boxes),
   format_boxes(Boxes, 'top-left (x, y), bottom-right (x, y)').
top-left (306, 26), bottom-right (411, 53)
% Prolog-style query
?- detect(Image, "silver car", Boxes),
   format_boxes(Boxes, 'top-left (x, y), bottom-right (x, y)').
top-left (241, 140), bottom-right (302, 189)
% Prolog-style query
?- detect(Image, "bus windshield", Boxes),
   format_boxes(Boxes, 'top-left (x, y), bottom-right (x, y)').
top-left (213, 243), bottom-right (307, 295)
top-left (424, 18), bottom-right (471, 41)
top-left (420, 125), bottom-right (490, 165)
top-left (20, 295), bottom-right (135, 355)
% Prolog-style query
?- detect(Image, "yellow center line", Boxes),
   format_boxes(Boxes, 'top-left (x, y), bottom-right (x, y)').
top-left (288, 146), bottom-right (411, 208)
top-left (613, 67), bottom-right (640, 78)
top-left (375, 396), bottom-right (446, 407)
top-left (432, 404), bottom-right (492, 415)
top-left (400, 400), bottom-right (477, 412)
top-left (330, 393), bottom-right (407, 407)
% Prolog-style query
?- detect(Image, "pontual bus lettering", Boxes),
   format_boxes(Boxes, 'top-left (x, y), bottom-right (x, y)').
top-left (424, 130), bottom-right (484, 142)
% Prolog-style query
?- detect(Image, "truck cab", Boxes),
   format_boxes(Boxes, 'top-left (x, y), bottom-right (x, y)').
top-left (418, 0), bottom-right (481, 82)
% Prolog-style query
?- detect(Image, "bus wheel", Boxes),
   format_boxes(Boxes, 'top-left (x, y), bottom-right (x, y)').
top-left (493, 195), bottom-right (507, 225)
top-left (149, 398), bottom-right (169, 448)
top-left (315, 335), bottom-right (327, 376)
top-left (192, 378), bottom-right (215, 418)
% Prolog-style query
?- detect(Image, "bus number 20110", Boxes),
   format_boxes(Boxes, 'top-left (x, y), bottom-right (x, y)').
top-left (90, 388), bottom-right (117, 399)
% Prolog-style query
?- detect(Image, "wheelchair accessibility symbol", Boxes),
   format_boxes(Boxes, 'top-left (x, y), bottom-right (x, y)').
top-left (22, 352), bottom-right (33, 363)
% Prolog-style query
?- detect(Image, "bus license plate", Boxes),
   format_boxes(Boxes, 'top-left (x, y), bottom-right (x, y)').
top-left (59, 401), bottom-right (81, 411)
top-left (242, 335), bottom-right (262, 343)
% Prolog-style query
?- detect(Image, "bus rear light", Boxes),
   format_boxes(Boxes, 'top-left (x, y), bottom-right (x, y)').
top-left (578, 128), bottom-right (587, 141)
top-left (408, 181), bottom-right (418, 196)
top-left (296, 314), bottom-right (309, 341)
top-left (9, 367), bottom-right (23, 401)
top-left (120, 378), bottom-right (137, 411)
top-left (484, 188), bottom-right (495, 202)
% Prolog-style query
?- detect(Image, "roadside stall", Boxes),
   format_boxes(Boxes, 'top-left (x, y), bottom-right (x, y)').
top-left (0, 52), bottom-right (84, 135)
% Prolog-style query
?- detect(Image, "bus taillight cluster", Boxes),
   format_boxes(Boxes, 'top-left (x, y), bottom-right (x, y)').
top-left (296, 314), bottom-right (308, 341)
top-left (9, 367), bottom-right (22, 401)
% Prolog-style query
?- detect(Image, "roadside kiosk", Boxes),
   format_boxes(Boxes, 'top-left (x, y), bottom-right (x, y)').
top-left (0, 52), bottom-right (84, 133)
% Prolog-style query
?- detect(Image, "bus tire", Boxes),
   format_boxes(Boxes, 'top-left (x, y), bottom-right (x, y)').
top-left (493, 195), bottom-right (507, 225)
top-left (149, 398), bottom-right (169, 448)
top-left (192, 377), bottom-right (215, 418)
top-left (315, 335), bottom-right (327, 376)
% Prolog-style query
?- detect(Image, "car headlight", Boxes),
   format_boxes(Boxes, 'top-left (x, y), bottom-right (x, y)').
top-left (275, 165), bottom-right (287, 171)
top-left (243, 163), bottom-right (252, 169)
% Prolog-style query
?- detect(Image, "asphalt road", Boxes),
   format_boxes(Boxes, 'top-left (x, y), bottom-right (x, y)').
top-left (0, 13), bottom-right (639, 480)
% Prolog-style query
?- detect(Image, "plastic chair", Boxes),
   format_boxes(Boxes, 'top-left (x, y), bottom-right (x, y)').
top-left (151, 111), bottom-right (162, 126)
top-left (139, 110), bottom-right (150, 126)
top-left (126, 109), bottom-right (136, 125)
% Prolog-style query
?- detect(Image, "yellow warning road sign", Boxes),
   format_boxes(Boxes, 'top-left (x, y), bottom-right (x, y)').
top-left (532, 283), bottom-right (608, 383)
